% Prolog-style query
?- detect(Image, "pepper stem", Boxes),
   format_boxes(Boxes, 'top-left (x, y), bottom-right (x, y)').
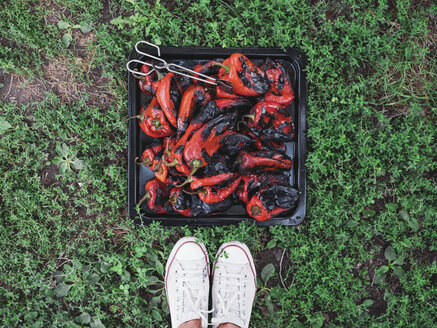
top-left (182, 188), bottom-right (200, 195)
top-left (175, 159), bottom-right (203, 187)
top-left (132, 72), bottom-right (148, 80)
top-left (163, 157), bottom-right (178, 167)
top-left (151, 63), bottom-right (164, 80)
top-left (251, 205), bottom-right (261, 216)
top-left (152, 119), bottom-right (161, 128)
top-left (125, 111), bottom-right (145, 123)
top-left (138, 191), bottom-right (151, 207)
top-left (175, 176), bottom-right (193, 188)
top-left (242, 114), bottom-right (255, 122)
top-left (135, 156), bottom-right (151, 166)
top-left (211, 62), bottom-right (231, 74)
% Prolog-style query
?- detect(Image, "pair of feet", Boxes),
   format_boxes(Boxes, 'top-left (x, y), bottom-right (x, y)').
top-left (165, 237), bottom-right (257, 328)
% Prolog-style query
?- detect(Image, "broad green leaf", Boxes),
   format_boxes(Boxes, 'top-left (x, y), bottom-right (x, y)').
top-left (80, 22), bottom-right (92, 33)
top-left (57, 20), bottom-right (70, 29)
top-left (152, 309), bottom-right (162, 321)
top-left (393, 266), bottom-right (405, 278)
top-left (265, 295), bottom-right (274, 314)
top-left (162, 297), bottom-right (169, 314)
top-left (77, 312), bottom-right (91, 324)
top-left (393, 257), bottom-right (404, 266)
top-left (408, 218), bottom-right (419, 232)
top-left (100, 262), bottom-right (112, 273)
top-left (261, 263), bottom-right (275, 283)
top-left (62, 33), bottom-right (73, 47)
top-left (53, 270), bottom-right (64, 283)
top-left (399, 210), bottom-right (410, 220)
top-left (0, 117), bottom-right (12, 134)
top-left (374, 272), bottom-right (386, 284)
top-left (151, 296), bottom-right (161, 306)
top-left (87, 273), bottom-right (100, 285)
top-left (377, 265), bottom-right (389, 274)
top-left (56, 143), bottom-right (69, 157)
top-left (362, 299), bottom-right (374, 307)
top-left (59, 162), bottom-right (69, 175)
top-left (384, 246), bottom-right (396, 261)
top-left (90, 317), bottom-right (106, 328)
top-left (385, 203), bottom-right (398, 211)
top-left (155, 260), bottom-right (164, 277)
top-left (54, 283), bottom-right (72, 297)
top-left (71, 159), bottom-right (84, 170)
top-left (266, 240), bottom-right (276, 249)
top-left (147, 275), bottom-right (160, 286)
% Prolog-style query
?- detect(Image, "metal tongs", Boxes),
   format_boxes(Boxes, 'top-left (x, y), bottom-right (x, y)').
top-left (126, 41), bottom-right (233, 93)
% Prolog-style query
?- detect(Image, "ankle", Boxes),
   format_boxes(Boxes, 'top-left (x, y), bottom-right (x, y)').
top-left (217, 323), bottom-right (240, 328)
top-left (178, 318), bottom-right (202, 328)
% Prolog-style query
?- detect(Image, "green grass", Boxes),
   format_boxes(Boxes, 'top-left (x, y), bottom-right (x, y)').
top-left (1, 0), bottom-right (436, 327)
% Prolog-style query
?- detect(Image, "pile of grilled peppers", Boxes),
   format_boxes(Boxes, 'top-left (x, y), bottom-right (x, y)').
top-left (133, 54), bottom-right (298, 221)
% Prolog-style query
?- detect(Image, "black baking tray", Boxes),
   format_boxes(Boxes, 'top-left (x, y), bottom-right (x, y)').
top-left (128, 46), bottom-right (307, 226)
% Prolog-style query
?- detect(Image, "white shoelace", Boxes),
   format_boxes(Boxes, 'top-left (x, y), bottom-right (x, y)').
top-left (211, 272), bottom-right (247, 326)
top-left (175, 268), bottom-right (211, 326)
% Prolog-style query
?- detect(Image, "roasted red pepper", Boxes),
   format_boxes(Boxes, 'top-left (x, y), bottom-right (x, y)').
top-left (128, 97), bottom-right (174, 138)
top-left (236, 174), bottom-right (260, 203)
top-left (193, 60), bottom-right (223, 84)
top-left (192, 98), bottom-right (251, 130)
top-left (216, 84), bottom-right (240, 99)
top-left (168, 187), bottom-right (192, 216)
top-left (237, 150), bottom-right (292, 172)
top-left (220, 133), bottom-right (255, 156)
top-left (137, 63), bottom-right (159, 96)
top-left (246, 185), bottom-right (299, 221)
top-left (177, 85), bottom-right (211, 138)
top-left (163, 129), bottom-right (193, 176)
top-left (152, 152), bottom-right (168, 183)
top-left (138, 178), bottom-right (168, 213)
top-left (135, 141), bottom-right (165, 168)
top-left (190, 172), bottom-right (237, 190)
top-left (261, 59), bottom-right (294, 107)
top-left (198, 176), bottom-right (241, 204)
top-left (244, 101), bottom-right (295, 141)
top-left (265, 140), bottom-right (287, 153)
top-left (183, 112), bottom-right (237, 182)
top-left (217, 53), bottom-right (269, 97)
top-left (191, 194), bottom-right (234, 216)
top-left (155, 73), bottom-right (182, 128)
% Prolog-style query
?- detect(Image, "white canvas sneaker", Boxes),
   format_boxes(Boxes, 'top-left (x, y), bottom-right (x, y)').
top-left (211, 241), bottom-right (257, 328)
top-left (165, 237), bottom-right (210, 328)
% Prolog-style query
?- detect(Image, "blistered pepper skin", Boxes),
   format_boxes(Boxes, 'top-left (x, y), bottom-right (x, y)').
top-left (261, 58), bottom-right (294, 107)
top-left (139, 178), bottom-right (168, 213)
top-left (237, 150), bottom-right (292, 172)
top-left (246, 101), bottom-right (295, 142)
top-left (218, 53), bottom-right (269, 97)
top-left (247, 185), bottom-right (299, 221)
top-left (155, 73), bottom-right (182, 128)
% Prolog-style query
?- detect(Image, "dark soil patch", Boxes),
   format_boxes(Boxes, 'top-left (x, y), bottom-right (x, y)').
top-left (413, 248), bottom-right (437, 266)
top-left (255, 247), bottom-right (294, 289)
top-left (0, 69), bottom-right (50, 105)
top-left (365, 285), bottom-right (388, 317)
top-left (41, 164), bottom-right (61, 188)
